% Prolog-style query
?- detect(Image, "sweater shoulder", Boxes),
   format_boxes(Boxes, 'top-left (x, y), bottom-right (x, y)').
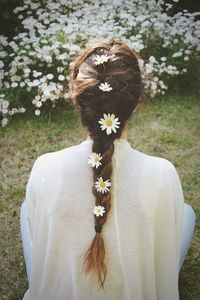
top-left (31, 140), bottom-right (91, 175)
top-left (129, 146), bottom-right (176, 173)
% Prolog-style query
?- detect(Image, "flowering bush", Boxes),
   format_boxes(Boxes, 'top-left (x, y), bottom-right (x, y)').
top-left (0, 0), bottom-right (200, 127)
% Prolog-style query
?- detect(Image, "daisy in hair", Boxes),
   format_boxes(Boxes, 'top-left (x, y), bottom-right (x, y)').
top-left (99, 82), bottom-right (112, 92)
top-left (88, 152), bottom-right (103, 169)
top-left (93, 54), bottom-right (110, 65)
top-left (94, 177), bottom-right (111, 194)
top-left (98, 113), bottom-right (120, 135)
top-left (93, 205), bottom-right (105, 217)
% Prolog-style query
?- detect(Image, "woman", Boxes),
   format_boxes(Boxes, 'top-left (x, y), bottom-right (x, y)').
top-left (21, 39), bottom-right (196, 300)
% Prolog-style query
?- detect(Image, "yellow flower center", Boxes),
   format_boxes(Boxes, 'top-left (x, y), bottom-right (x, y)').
top-left (100, 182), bottom-right (106, 188)
top-left (97, 208), bottom-right (101, 213)
top-left (106, 120), bottom-right (112, 126)
top-left (95, 157), bottom-right (99, 162)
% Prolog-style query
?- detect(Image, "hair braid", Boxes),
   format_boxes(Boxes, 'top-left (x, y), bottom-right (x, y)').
top-left (83, 138), bottom-right (115, 288)
top-left (68, 38), bottom-right (142, 289)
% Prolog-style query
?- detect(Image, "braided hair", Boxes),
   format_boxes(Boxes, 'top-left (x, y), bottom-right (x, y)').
top-left (68, 39), bottom-right (142, 289)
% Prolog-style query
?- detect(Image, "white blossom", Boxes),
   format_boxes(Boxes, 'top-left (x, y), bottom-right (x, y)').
top-left (2, 118), bottom-right (8, 127)
top-left (88, 152), bottom-right (103, 168)
top-left (93, 205), bottom-right (105, 217)
top-left (36, 101), bottom-right (42, 107)
top-left (47, 73), bottom-right (54, 80)
top-left (35, 109), bottom-right (41, 116)
top-left (58, 75), bottom-right (65, 81)
top-left (11, 82), bottom-right (18, 88)
top-left (184, 56), bottom-right (189, 61)
top-left (99, 82), bottom-right (112, 92)
top-left (94, 177), bottom-right (111, 194)
top-left (93, 54), bottom-right (110, 65)
top-left (98, 113), bottom-right (120, 135)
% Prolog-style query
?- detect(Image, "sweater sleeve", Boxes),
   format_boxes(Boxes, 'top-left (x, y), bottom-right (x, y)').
top-left (153, 159), bottom-right (184, 300)
top-left (159, 159), bottom-right (185, 271)
top-left (164, 161), bottom-right (184, 267)
top-left (25, 156), bottom-right (42, 243)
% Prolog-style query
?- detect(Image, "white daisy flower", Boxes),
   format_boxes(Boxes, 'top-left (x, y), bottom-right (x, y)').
top-left (93, 205), bottom-right (105, 217)
top-left (99, 82), bottom-right (112, 92)
top-left (47, 73), bottom-right (54, 80)
top-left (35, 109), bottom-right (41, 116)
top-left (94, 177), bottom-right (111, 194)
top-left (58, 74), bottom-right (65, 81)
top-left (98, 113), bottom-right (120, 135)
top-left (88, 152), bottom-right (103, 169)
top-left (93, 54), bottom-right (110, 65)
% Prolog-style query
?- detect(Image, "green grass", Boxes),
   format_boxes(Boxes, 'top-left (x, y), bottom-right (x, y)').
top-left (0, 95), bottom-right (199, 299)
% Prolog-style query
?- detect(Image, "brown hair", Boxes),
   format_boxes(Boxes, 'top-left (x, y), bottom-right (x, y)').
top-left (68, 39), bottom-right (142, 289)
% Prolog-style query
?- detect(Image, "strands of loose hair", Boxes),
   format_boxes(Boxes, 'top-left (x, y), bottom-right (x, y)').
top-left (68, 39), bottom-right (142, 289)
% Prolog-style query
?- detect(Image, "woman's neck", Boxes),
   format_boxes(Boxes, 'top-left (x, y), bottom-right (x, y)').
top-left (120, 122), bottom-right (128, 140)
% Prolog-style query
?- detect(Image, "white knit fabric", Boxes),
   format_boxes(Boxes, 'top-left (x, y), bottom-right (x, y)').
top-left (23, 136), bottom-right (184, 300)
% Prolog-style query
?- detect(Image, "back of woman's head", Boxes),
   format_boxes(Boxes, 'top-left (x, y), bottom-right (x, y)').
top-left (69, 39), bottom-right (142, 289)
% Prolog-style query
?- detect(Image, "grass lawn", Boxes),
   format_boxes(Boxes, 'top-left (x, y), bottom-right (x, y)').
top-left (0, 95), bottom-right (199, 299)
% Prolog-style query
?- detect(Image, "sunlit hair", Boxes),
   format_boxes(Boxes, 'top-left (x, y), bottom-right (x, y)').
top-left (68, 39), bottom-right (142, 289)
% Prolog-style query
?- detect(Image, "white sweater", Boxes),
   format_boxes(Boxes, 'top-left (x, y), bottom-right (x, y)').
top-left (23, 136), bottom-right (184, 300)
